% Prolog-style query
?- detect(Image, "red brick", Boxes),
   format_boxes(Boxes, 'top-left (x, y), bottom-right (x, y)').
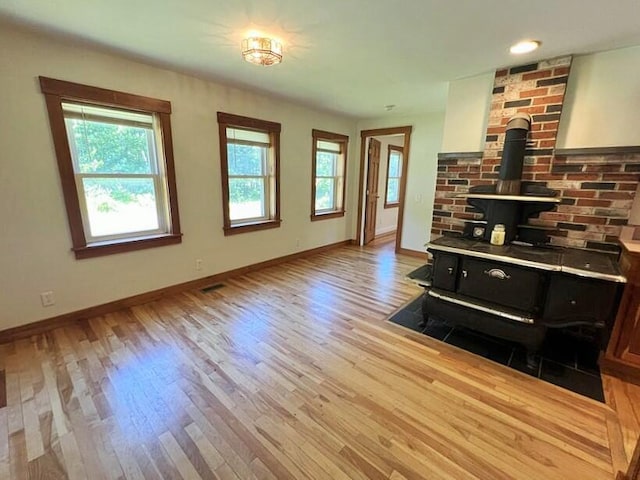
top-left (572, 216), bottom-right (607, 225)
top-left (533, 95), bottom-right (564, 105)
top-left (520, 87), bottom-right (549, 98)
top-left (432, 222), bottom-right (449, 230)
top-left (563, 174), bottom-right (600, 180)
top-left (486, 127), bottom-right (504, 135)
top-left (603, 173), bottom-right (640, 181)
top-left (542, 122), bottom-right (560, 131)
top-left (517, 106), bottom-right (546, 115)
top-left (482, 158), bottom-right (501, 165)
top-left (618, 183), bottom-right (637, 191)
top-left (523, 165), bottom-right (551, 172)
top-left (563, 190), bottom-right (596, 198)
top-left (576, 199), bottom-right (613, 207)
top-left (448, 166), bottom-right (470, 172)
top-left (600, 192), bottom-right (634, 200)
top-left (530, 123), bottom-right (542, 131)
top-left (495, 69), bottom-right (508, 77)
top-left (458, 173), bottom-right (481, 179)
top-left (437, 186), bottom-right (456, 191)
top-left (554, 67), bottom-right (570, 76)
top-left (535, 174), bottom-right (565, 181)
top-left (522, 70), bottom-right (553, 81)
top-left (539, 140), bottom-right (556, 148)
top-left (530, 130), bottom-right (557, 139)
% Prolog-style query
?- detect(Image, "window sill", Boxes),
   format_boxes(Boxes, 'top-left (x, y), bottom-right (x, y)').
top-left (224, 219), bottom-right (282, 236)
top-left (384, 202), bottom-right (399, 209)
top-left (310, 211), bottom-right (345, 222)
top-left (73, 233), bottom-right (182, 259)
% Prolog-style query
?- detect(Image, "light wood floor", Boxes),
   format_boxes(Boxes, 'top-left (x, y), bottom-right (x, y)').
top-left (0, 242), bottom-right (637, 479)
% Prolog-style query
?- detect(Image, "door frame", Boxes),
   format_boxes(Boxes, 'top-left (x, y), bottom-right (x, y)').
top-left (356, 126), bottom-right (412, 253)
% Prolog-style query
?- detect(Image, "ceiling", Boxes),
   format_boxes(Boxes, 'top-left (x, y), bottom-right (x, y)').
top-left (2, 0), bottom-right (640, 119)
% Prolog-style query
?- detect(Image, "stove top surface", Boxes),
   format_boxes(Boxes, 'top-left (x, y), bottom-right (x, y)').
top-left (428, 236), bottom-right (625, 282)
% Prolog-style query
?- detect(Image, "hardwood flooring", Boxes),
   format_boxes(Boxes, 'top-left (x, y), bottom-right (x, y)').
top-left (0, 242), bottom-right (634, 479)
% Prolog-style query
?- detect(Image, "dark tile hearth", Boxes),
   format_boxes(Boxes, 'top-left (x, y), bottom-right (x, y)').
top-left (388, 294), bottom-right (605, 402)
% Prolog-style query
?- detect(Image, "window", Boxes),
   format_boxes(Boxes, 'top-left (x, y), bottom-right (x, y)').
top-left (311, 129), bottom-right (348, 221)
top-left (40, 77), bottom-right (182, 259)
top-left (385, 145), bottom-right (403, 208)
top-left (217, 112), bottom-right (281, 235)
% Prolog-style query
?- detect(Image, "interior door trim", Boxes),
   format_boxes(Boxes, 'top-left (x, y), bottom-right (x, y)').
top-left (356, 126), bottom-right (412, 252)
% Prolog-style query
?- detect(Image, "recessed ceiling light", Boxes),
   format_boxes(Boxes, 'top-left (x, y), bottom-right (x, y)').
top-left (510, 40), bottom-right (541, 55)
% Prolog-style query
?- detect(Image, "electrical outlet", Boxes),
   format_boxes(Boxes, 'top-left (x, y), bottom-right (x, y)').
top-left (195, 259), bottom-right (203, 271)
top-left (40, 291), bottom-right (55, 307)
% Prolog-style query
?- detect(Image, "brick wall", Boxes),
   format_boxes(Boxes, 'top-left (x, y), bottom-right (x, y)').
top-left (531, 154), bottom-right (639, 250)
top-left (432, 56), bottom-right (639, 251)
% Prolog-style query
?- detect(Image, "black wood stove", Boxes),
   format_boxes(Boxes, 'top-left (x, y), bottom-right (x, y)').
top-left (423, 114), bottom-right (626, 366)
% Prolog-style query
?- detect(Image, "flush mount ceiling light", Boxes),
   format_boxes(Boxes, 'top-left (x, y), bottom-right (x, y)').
top-left (510, 40), bottom-right (541, 55)
top-left (241, 37), bottom-right (283, 66)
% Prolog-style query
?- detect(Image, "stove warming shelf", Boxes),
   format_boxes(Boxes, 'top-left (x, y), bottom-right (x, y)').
top-left (454, 193), bottom-right (561, 203)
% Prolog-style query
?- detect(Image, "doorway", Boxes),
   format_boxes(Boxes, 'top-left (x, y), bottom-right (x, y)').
top-left (357, 126), bottom-right (412, 253)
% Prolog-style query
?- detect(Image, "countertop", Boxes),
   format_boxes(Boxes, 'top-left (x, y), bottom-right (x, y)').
top-left (427, 236), bottom-right (626, 283)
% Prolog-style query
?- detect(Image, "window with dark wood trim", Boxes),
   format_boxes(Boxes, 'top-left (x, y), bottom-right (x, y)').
top-left (384, 145), bottom-right (403, 208)
top-left (310, 129), bottom-right (349, 221)
top-left (217, 112), bottom-right (281, 235)
top-left (39, 77), bottom-right (182, 259)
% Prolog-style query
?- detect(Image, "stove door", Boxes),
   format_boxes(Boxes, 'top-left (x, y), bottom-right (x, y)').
top-left (458, 257), bottom-right (544, 313)
top-left (431, 253), bottom-right (458, 292)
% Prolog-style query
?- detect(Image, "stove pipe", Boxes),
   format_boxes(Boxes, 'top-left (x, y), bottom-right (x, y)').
top-left (496, 113), bottom-right (532, 195)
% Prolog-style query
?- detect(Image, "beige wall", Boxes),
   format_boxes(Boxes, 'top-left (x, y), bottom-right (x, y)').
top-left (557, 45), bottom-right (640, 148)
top-left (374, 135), bottom-right (403, 235)
top-left (442, 46), bottom-right (640, 152)
top-left (440, 72), bottom-right (494, 152)
top-left (0, 24), bottom-right (359, 330)
top-left (358, 113), bottom-right (446, 252)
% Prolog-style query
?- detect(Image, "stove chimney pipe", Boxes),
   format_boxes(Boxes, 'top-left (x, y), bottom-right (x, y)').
top-left (496, 113), bottom-right (532, 195)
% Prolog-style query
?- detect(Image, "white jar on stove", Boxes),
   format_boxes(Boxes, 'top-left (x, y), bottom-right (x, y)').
top-left (490, 224), bottom-right (506, 246)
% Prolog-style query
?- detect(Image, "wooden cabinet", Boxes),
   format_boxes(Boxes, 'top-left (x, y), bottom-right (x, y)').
top-left (603, 246), bottom-right (640, 382)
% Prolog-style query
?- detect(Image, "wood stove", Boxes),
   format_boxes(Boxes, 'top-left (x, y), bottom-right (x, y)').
top-left (423, 114), bottom-right (626, 365)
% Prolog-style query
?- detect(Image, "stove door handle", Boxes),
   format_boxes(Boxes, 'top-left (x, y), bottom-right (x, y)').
top-left (483, 268), bottom-right (511, 280)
